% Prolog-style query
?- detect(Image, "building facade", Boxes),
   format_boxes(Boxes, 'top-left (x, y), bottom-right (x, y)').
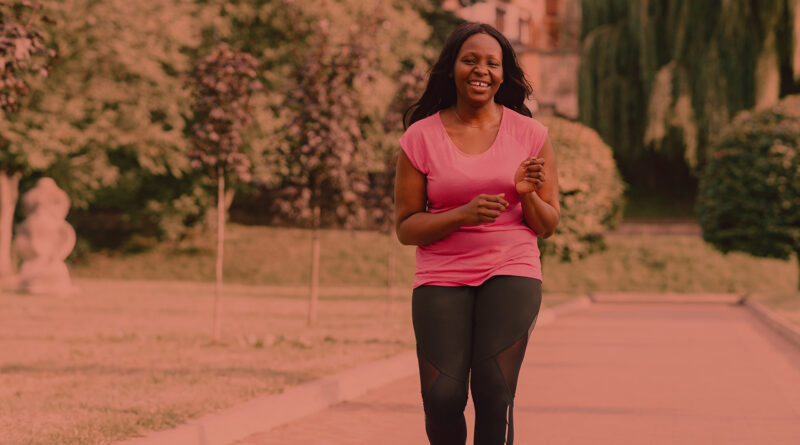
top-left (443, 0), bottom-right (581, 119)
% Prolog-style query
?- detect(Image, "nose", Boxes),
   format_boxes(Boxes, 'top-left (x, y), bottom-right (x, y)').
top-left (473, 64), bottom-right (489, 76)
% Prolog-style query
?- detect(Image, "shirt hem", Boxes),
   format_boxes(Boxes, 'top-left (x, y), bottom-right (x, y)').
top-left (412, 267), bottom-right (542, 289)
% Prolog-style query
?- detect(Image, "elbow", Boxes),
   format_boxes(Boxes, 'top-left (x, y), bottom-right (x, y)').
top-left (536, 219), bottom-right (559, 239)
top-left (396, 233), bottom-right (415, 246)
top-left (395, 225), bottom-right (416, 246)
top-left (540, 214), bottom-right (560, 239)
top-left (395, 213), bottom-right (423, 246)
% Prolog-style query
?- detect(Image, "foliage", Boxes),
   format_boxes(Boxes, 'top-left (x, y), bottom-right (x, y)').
top-left (0, 0), bottom-right (56, 177)
top-left (408, 0), bottom-right (465, 50)
top-left (0, 0), bottom-right (221, 245)
top-left (538, 116), bottom-right (625, 261)
top-left (233, 0), bottom-right (430, 230)
top-left (219, 0), bottom-right (464, 230)
top-left (0, 1), bottom-right (56, 116)
top-left (696, 95), bottom-right (800, 265)
top-left (579, 0), bottom-right (799, 189)
top-left (186, 42), bottom-right (262, 182)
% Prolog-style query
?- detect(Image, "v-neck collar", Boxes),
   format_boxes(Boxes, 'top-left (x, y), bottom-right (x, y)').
top-left (437, 105), bottom-right (506, 158)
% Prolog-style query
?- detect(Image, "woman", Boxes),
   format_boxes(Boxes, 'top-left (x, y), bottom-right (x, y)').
top-left (394, 22), bottom-right (560, 445)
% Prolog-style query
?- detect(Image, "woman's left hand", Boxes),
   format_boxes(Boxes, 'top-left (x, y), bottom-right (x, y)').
top-left (514, 157), bottom-right (545, 195)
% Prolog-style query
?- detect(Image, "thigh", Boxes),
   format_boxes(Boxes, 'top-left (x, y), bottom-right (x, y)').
top-left (472, 275), bottom-right (542, 361)
top-left (412, 285), bottom-right (475, 381)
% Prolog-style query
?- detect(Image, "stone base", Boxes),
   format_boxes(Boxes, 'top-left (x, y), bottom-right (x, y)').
top-left (18, 262), bottom-right (73, 297)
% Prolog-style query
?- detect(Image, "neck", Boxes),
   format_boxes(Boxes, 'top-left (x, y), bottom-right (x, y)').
top-left (453, 101), bottom-right (501, 127)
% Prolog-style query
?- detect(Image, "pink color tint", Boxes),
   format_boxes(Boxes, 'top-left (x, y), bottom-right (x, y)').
top-left (399, 106), bottom-right (549, 288)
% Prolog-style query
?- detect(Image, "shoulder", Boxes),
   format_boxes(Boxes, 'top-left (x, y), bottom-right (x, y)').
top-left (503, 106), bottom-right (548, 139)
top-left (401, 113), bottom-right (440, 142)
top-left (399, 113), bottom-right (441, 174)
top-left (503, 107), bottom-right (550, 156)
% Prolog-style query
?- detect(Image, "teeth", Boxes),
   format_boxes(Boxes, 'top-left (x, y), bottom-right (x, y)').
top-left (469, 81), bottom-right (489, 87)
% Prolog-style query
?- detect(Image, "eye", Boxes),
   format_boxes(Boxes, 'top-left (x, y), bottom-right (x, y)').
top-left (488, 61), bottom-right (500, 67)
top-left (463, 58), bottom-right (477, 64)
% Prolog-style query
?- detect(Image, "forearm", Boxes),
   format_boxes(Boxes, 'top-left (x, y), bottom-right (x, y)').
top-left (396, 207), bottom-right (467, 246)
top-left (519, 191), bottom-right (560, 238)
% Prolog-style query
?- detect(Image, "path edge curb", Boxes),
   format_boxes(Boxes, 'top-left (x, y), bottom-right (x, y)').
top-left (115, 296), bottom-right (592, 445)
top-left (743, 297), bottom-right (800, 349)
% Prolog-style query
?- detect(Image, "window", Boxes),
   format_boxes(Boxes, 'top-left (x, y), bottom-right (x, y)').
top-left (546, 0), bottom-right (559, 16)
top-left (496, 7), bottom-right (505, 33)
top-left (546, 16), bottom-right (560, 48)
top-left (519, 19), bottom-right (530, 45)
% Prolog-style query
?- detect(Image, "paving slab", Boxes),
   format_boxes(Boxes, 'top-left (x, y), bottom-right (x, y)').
top-left (236, 302), bottom-right (800, 445)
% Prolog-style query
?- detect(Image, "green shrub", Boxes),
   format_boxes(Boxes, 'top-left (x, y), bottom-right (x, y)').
top-left (538, 116), bottom-right (626, 261)
top-left (696, 95), bottom-right (800, 285)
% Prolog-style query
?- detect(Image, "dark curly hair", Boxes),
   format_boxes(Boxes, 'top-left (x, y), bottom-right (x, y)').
top-left (404, 22), bottom-right (533, 129)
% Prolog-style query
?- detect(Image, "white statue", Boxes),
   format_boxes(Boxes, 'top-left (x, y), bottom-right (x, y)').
top-left (15, 178), bottom-right (76, 296)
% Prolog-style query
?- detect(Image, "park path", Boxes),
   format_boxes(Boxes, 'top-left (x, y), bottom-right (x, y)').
top-left (235, 300), bottom-right (800, 444)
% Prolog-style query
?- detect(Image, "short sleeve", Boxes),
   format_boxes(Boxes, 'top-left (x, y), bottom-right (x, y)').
top-left (399, 124), bottom-right (430, 175)
top-left (529, 119), bottom-right (549, 158)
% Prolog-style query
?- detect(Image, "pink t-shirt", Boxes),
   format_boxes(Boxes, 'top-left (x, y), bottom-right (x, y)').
top-left (399, 106), bottom-right (549, 288)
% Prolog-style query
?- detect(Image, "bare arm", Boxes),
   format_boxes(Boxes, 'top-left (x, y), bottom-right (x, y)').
top-left (394, 151), bottom-right (508, 246)
top-left (518, 137), bottom-right (560, 238)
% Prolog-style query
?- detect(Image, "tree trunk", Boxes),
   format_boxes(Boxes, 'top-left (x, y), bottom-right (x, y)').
top-left (797, 249), bottom-right (800, 292)
top-left (308, 205), bottom-right (321, 326)
top-left (0, 170), bottom-right (21, 279)
top-left (224, 188), bottom-right (235, 215)
top-left (213, 167), bottom-right (225, 340)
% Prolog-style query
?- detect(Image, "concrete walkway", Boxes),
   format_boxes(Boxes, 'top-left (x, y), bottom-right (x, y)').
top-left (235, 301), bottom-right (800, 444)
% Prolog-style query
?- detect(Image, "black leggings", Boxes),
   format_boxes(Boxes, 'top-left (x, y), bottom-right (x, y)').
top-left (412, 275), bottom-right (542, 445)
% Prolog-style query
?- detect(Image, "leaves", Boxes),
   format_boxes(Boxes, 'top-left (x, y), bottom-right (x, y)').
top-left (580, 0), bottom-right (797, 183)
top-left (0, 1), bottom-right (56, 113)
top-left (538, 116), bottom-right (626, 261)
top-left (697, 94), bottom-right (800, 261)
top-left (187, 42), bottom-right (262, 182)
top-left (261, 0), bottom-right (430, 230)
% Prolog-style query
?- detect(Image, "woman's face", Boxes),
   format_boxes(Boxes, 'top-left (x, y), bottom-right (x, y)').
top-left (452, 32), bottom-right (504, 106)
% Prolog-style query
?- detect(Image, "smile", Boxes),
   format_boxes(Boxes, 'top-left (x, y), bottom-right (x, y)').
top-left (468, 80), bottom-right (490, 87)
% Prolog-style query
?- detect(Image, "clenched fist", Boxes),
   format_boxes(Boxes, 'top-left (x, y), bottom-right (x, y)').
top-left (514, 157), bottom-right (545, 195)
top-left (460, 193), bottom-right (509, 225)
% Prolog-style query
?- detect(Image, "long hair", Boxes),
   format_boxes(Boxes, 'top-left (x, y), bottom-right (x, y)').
top-left (404, 22), bottom-right (533, 129)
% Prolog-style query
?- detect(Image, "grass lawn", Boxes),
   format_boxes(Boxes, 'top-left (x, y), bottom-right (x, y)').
top-left (1, 280), bottom-right (416, 445)
top-left (2, 223), bottom-right (797, 444)
top-left (70, 223), bottom-right (798, 296)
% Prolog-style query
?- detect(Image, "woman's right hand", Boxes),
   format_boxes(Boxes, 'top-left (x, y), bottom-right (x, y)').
top-left (460, 193), bottom-right (509, 225)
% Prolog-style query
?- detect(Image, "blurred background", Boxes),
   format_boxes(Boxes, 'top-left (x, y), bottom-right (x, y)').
top-left (1, 0), bottom-right (797, 294)
top-left (1, 1), bottom-right (799, 443)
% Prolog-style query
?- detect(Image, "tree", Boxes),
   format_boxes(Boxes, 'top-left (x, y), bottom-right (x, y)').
top-left (696, 95), bottom-right (800, 290)
top-left (278, 16), bottom-right (381, 325)
top-left (187, 42), bottom-right (261, 340)
top-left (579, 0), bottom-right (799, 192)
top-left (0, 1), bottom-right (56, 278)
top-left (0, 0), bottom-right (223, 258)
top-left (223, 0), bottom-right (429, 324)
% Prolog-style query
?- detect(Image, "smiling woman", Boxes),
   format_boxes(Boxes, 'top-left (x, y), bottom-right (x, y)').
top-left (396, 22), bottom-right (561, 445)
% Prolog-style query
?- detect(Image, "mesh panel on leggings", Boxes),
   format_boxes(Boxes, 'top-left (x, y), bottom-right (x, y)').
top-left (418, 348), bottom-right (442, 396)
top-left (495, 335), bottom-right (528, 396)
